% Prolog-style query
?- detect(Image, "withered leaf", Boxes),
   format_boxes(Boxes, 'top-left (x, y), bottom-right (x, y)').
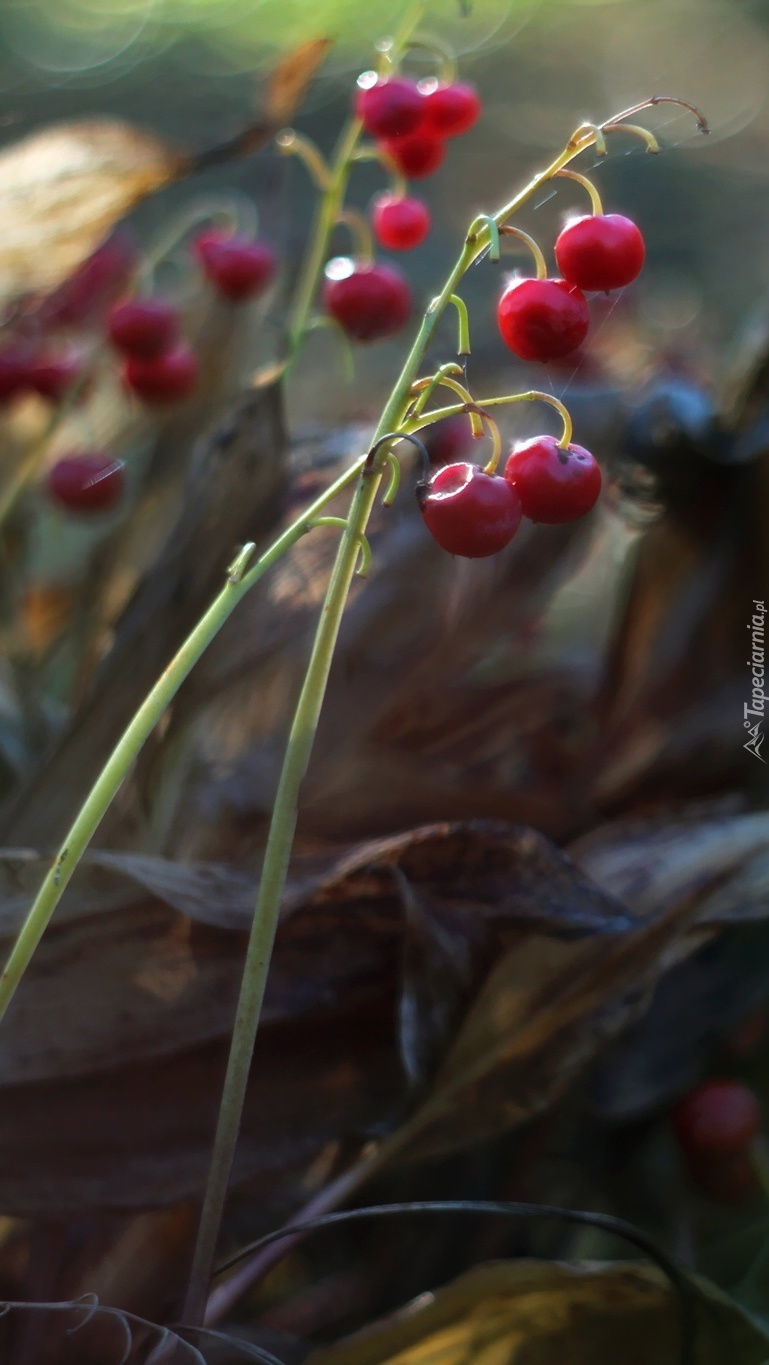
top-left (265, 38), bottom-right (332, 125)
top-left (569, 806), bottom-right (769, 924)
top-left (0, 120), bottom-right (181, 307)
top-left (387, 857), bottom-right (709, 1161)
top-left (308, 1260), bottom-right (769, 1365)
top-left (0, 821), bottom-right (630, 1211)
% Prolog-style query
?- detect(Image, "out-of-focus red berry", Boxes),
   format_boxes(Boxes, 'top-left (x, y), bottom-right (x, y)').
top-left (107, 298), bottom-right (180, 360)
top-left (671, 1078), bottom-right (762, 1158)
top-left (47, 451), bottom-right (125, 515)
top-left (355, 75), bottom-right (424, 139)
top-left (123, 344), bottom-right (199, 405)
top-left (382, 132), bottom-right (445, 180)
top-left (422, 82), bottom-right (481, 138)
top-left (194, 231), bottom-right (278, 301)
top-left (323, 260), bottom-right (412, 342)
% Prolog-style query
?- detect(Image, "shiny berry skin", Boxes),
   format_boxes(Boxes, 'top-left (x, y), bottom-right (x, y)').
top-left (107, 298), bottom-right (179, 360)
top-left (194, 231), bottom-right (278, 301)
top-left (422, 82), bottom-right (481, 137)
top-left (371, 194), bottom-right (430, 251)
top-left (555, 213), bottom-right (645, 292)
top-left (323, 260), bottom-right (411, 342)
top-left (355, 76), bottom-right (424, 138)
top-left (382, 132), bottom-right (445, 180)
top-left (47, 452), bottom-right (125, 515)
top-left (671, 1079), bottom-right (761, 1158)
top-left (497, 277), bottom-right (590, 362)
top-left (123, 343), bottom-right (199, 405)
top-left (504, 435), bottom-right (602, 524)
top-left (419, 462), bottom-right (522, 558)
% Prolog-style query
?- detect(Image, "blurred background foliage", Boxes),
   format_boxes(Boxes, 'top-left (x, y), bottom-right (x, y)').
top-left (2, 0), bottom-right (767, 425)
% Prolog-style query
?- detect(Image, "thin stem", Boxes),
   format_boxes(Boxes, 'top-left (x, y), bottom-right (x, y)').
top-left (405, 389), bottom-right (574, 450)
top-left (181, 455), bottom-right (386, 1325)
top-left (446, 294), bottom-right (471, 354)
top-left (555, 168), bottom-right (603, 216)
top-left (285, 116), bottom-right (363, 357)
top-left (275, 129), bottom-right (331, 191)
top-left (407, 361), bottom-right (466, 418)
top-left (605, 123), bottom-right (660, 153)
top-left (336, 208), bottom-right (375, 264)
top-left (0, 455), bottom-right (364, 1025)
top-left (498, 226), bottom-right (548, 278)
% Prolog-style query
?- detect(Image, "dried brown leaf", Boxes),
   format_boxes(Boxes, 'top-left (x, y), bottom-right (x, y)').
top-left (265, 39), bottom-right (332, 125)
top-left (309, 1260), bottom-right (769, 1365)
top-left (0, 120), bottom-right (181, 307)
top-left (569, 806), bottom-right (769, 924)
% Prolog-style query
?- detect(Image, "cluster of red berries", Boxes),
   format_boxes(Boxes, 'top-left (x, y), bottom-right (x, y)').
top-left (418, 423), bottom-right (602, 558)
top-left (11, 228), bottom-right (276, 517)
top-left (498, 214), bottom-right (645, 363)
top-left (356, 72), bottom-right (480, 181)
top-left (670, 1077), bottom-right (763, 1204)
top-left (322, 74), bottom-right (481, 345)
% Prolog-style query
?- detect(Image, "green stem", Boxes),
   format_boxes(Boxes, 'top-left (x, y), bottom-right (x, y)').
top-left (182, 459), bottom-right (385, 1325)
top-left (286, 116), bottom-right (363, 357)
top-left (0, 456), bottom-right (364, 1024)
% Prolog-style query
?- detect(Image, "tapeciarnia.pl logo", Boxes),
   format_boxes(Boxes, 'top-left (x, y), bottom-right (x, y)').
top-left (745, 599), bottom-right (766, 762)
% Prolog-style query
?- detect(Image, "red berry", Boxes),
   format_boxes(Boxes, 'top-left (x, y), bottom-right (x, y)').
top-left (371, 194), bottom-right (431, 251)
top-left (323, 259), bottom-right (411, 342)
top-left (422, 82), bottom-right (481, 138)
top-left (419, 461), bottom-right (522, 558)
top-left (194, 231), bottom-right (278, 302)
top-left (123, 344), bottom-right (199, 405)
top-left (684, 1150), bottom-right (760, 1205)
top-left (382, 132), bottom-right (445, 180)
top-left (27, 350), bottom-right (84, 402)
top-left (39, 231), bottom-right (137, 331)
top-left (355, 75), bottom-right (424, 139)
top-left (107, 298), bottom-right (179, 361)
top-left (555, 213), bottom-right (645, 292)
top-left (671, 1079), bottom-right (761, 1158)
top-left (47, 452), bottom-right (125, 515)
top-left (497, 277), bottom-right (590, 362)
top-left (0, 345), bottom-right (35, 404)
top-left (504, 435), bottom-right (602, 524)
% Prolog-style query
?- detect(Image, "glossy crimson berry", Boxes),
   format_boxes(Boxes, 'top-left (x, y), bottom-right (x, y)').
top-left (504, 435), bottom-right (602, 524)
top-left (371, 194), bottom-right (430, 251)
top-left (382, 132), bottom-right (445, 180)
top-left (497, 277), bottom-right (590, 362)
top-left (419, 462), bottom-right (522, 558)
top-left (194, 231), bottom-right (278, 301)
top-left (555, 213), bottom-right (645, 292)
top-left (355, 75), bottom-right (424, 139)
top-left (323, 260), bottom-right (411, 342)
top-left (422, 82), bottom-right (481, 137)
top-left (123, 343), bottom-right (199, 405)
top-left (107, 298), bottom-right (179, 361)
top-left (47, 452), bottom-right (125, 514)
top-left (671, 1079), bottom-right (761, 1158)
top-left (27, 350), bottom-right (84, 402)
